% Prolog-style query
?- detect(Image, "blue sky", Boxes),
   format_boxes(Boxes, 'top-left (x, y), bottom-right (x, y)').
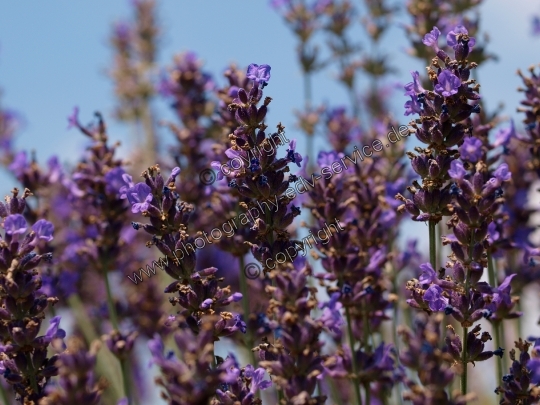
top-left (0, 1), bottom-right (539, 402)
top-left (1, 0), bottom-right (536, 263)
top-left (0, 0), bottom-right (538, 178)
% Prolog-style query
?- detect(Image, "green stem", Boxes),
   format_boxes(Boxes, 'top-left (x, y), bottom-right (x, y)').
top-left (345, 306), bottom-right (363, 405)
top-left (364, 382), bottom-right (371, 405)
top-left (140, 101), bottom-right (157, 169)
top-left (67, 295), bottom-right (123, 400)
top-left (24, 353), bottom-right (39, 394)
top-left (104, 272), bottom-right (119, 331)
top-left (239, 254), bottom-right (257, 366)
top-left (436, 221), bottom-right (443, 270)
top-left (103, 269), bottom-right (131, 402)
top-left (461, 326), bottom-right (468, 396)
top-left (120, 358), bottom-right (133, 403)
top-left (327, 375), bottom-right (345, 405)
top-left (303, 71), bottom-right (315, 176)
top-left (487, 252), bottom-right (504, 384)
top-left (0, 383), bottom-right (9, 405)
top-left (429, 220), bottom-right (437, 269)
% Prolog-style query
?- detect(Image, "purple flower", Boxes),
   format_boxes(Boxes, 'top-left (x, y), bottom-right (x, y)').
top-left (125, 183), bottom-right (153, 213)
top-left (423, 285), bottom-right (449, 312)
top-left (404, 71), bottom-right (425, 96)
top-left (32, 219), bottom-right (54, 242)
top-left (418, 263), bottom-right (437, 285)
top-left (446, 25), bottom-right (476, 48)
top-left (490, 274), bottom-right (516, 307)
top-left (200, 298), bottom-right (213, 309)
top-left (529, 358), bottom-right (540, 384)
top-left (247, 367), bottom-right (272, 393)
top-left (448, 160), bottom-right (466, 181)
top-left (434, 70), bottom-right (461, 97)
top-left (286, 140), bottom-right (303, 167)
top-left (3, 214), bottom-right (28, 235)
top-left (533, 16), bottom-right (540, 36)
top-left (67, 106), bottom-right (80, 130)
top-left (494, 120), bottom-right (516, 147)
top-left (404, 95), bottom-right (422, 116)
top-left (148, 334), bottom-right (164, 363)
top-left (487, 222), bottom-right (500, 244)
top-left (44, 316), bottom-right (66, 342)
top-left (246, 63), bottom-right (271, 86)
top-left (458, 137), bottom-right (483, 162)
top-left (422, 26), bottom-right (441, 50)
top-left (233, 314), bottom-right (247, 334)
top-left (119, 173), bottom-right (135, 198)
top-left (319, 292), bottom-right (344, 335)
top-left (493, 163), bottom-right (511, 182)
top-left (8, 151), bottom-right (28, 177)
top-left (104, 167), bottom-right (128, 195)
top-left (47, 156), bottom-right (63, 183)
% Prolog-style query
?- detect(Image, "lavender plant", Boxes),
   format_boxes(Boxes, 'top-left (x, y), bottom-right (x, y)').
top-left (0, 0), bottom-right (539, 404)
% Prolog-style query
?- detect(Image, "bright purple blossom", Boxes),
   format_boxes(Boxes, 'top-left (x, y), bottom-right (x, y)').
top-left (434, 70), bottom-right (461, 97)
top-left (200, 298), bottom-right (213, 309)
top-left (459, 137), bottom-right (483, 162)
top-left (404, 71), bottom-right (425, 96)
top-left (9, 150), bottom-right (28, 177)
top-left (529, 357), bottom-right (540, 384)
top-left (319, 292), bottom-right (344, 335)
top-left (423, 285), bottom-right (449, 312)
top-left (3, 214), bottom-right (28, 235)
top-left (125, 183), bottom-right (153, 213)
top-left (246, 63), bottom-right (271, 86)
top-left (494, 120), bottom-right (516, 147)
top-left (404, 95), bottom-right (422, 116)
top-left (44, 316), bottom-right (66, 343)
top-left (493, 163), bottom-right (511, 182)
top-left (418, 263), bottom-right (437, 285)
top-left (448, 160), bottom-right (466, 181)
top-left (246, 366), bottom-right (272, 393)
top-left (105, 167), bottom-right (128, 195)
top-left (422, 26), bottom-right (441, 50)
top-left (446, 25), bottom-right (476, 49)
top-left (32, 219), bottom-right (54, 242)
top-left (286, 140), bottom-right (303, 167)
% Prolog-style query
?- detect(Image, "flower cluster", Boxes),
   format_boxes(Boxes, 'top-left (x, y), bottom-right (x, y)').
top-left (0, 189), bottom-right (62, 402)
top-left (1, 1), bottom-right (540, 404)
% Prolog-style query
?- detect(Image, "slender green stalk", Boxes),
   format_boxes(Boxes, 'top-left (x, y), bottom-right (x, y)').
top-left (302, 71), bottom-right (315, 177)
top-left (364, 382), bottom-right (371, 405)
top-left (67, 295), bottom-right (123, 400)
top-left (487, 252), bottom-right (504, 384)
top-left (436, 221), bottom-right (443, 270)
top-left (345, 306), bottom-right (363, 405)
top-left (429, 220), bottom-right (437, 269)
top-left (104, 272), bottom-right (119, 331)
top-left (327, 375), bottom-right (345, 405)
top-left (140, 101), bottom-right (157, 169)
top-left (24, 353), bottom-right (39, 394)
top-left (239, 254), bottom-right (257, 365)
top-left (461, 326), bottom-right (468, 395)
top-left (103, 270), bottom-right (131, 402)
top-left (120, 358), bottom-right (133, 404)
top-left (0, 383), bottom-right (9, 405)
top-left (461, 236), bottom-right (474, 396)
